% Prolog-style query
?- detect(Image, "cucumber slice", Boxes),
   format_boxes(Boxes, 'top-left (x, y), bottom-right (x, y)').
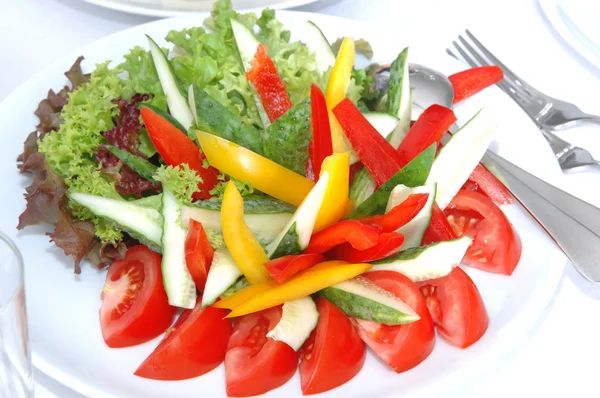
top-left (349, 144), bottom-right (435, 218)
top-left (230, 18), bottom-right (270, 128)
top-left (426, 108), bottom-right (495, 209)
top-left (370, 237), bottom-right (473, 282)
top-left (146, 35), bottom-right (194, 130)
top-left (220, 277), bottom-right (250, 299)
top-left (365, 112), bottom-right (400, 138)
top-left (348, 112), bottom-right (400, 208)
top-left (105, 146), bottom-right (158, 182)
top-left (67, 192), bottom-right (162, 252)
top-left (386, 183), bottom-right (437, 249)
top-left (266, 297), bottom-right (319, 351)
top-left (266, 171), bottom-right (330, 258)
top-left (303, 21), bottom-right (336, 74)
top-left (160, 188), bottom-right (196, 309)
top-left (386, 48), bottom-right (411, 147)
top-left (320, 276), bottom-right (419, 325)
top-left (202, 248), bottom-right (242, 308)
top-left (181, 198), bottom-right (294, 247)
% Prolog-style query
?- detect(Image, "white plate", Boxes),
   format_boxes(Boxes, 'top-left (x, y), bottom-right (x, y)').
top-left (0, 11), bottom-right (566, 398)
top-left (538, 0), bottom-right (600, 72)
top-left (81, 0), bottom-right (319, 17)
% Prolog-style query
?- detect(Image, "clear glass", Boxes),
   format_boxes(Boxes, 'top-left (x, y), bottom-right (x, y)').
top-left (0, 232), bottom-right (33, 397)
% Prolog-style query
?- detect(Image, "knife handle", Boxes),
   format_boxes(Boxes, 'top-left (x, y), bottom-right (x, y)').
top-left (483, 150), bottom-right (600, 282)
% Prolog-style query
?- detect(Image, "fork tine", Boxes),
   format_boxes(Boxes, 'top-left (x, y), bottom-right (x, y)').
top-left (446, 48), bottom-right (458, 60)
top-left (458, 35), bottom-right (490, 66)
top-left (465, 29), bottom-right (529, 89)
top-left (452, 41), bottom-right (479, 68)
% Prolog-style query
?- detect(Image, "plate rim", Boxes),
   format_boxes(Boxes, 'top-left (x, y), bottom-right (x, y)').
top-left (0, 10), bottom-right (567, 398)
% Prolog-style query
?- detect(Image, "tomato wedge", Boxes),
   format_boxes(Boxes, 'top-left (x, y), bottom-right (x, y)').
top-left (352, 271), bottom-right (435, 373)
top-left (299, 297), bottom-right (366, 395)
top-left (418, 267), bottom-right (488, 348)
top-left (100, 245), bottom-right (175, 348)
top-left (421, 203), bottom-right (457, 245)
top-left (264, 253), bottom-right (325, 283)
top-left (225, 306), bottom-right (298, 397)
top-left (185, 220), bottom-right (214, 291)
top-left (135, 297), bottom-right (232, 380)
top-left (445, 189), bottom-right (521, 275)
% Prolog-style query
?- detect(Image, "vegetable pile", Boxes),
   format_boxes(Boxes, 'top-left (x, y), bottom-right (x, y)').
top-left (16, 0), bottom-right (515, 396)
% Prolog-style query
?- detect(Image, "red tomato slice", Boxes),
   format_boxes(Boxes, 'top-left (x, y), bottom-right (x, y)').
top-left (100, 245), bottom-right (175, 348)
top-left (328, 232), bottom-right (405, 263)
top-left (185, 220), bottom-right (214, 291)
top-left (353, 271), bottom-right (435, 373)
top-left (418, 267), bottom-right (488, 348)
top-left (445, 189), bottom-right (522, 275)
top-left (264, 253), bottom-right (325, 283)
top-left (421, 203), bottom-right (457, 245)
top-left (225, 306), bottom-right (298, 397)
top-left (135, 297), bottom-right (232, 380)
top-left (299, 297), bottom-right (365, 395)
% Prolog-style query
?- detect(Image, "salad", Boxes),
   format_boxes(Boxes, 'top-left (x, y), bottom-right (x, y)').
top-left (16, 0), bottom-right (521, 396)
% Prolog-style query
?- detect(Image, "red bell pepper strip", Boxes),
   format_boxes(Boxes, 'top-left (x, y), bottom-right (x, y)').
top-left (185, 220), bottom-right (214, 291)
top-left (141, 107), bottom-right (219, 200)
top-left (309, 84), bottom-right (334, 180)
top-left (449, 66), bottom-right (504, 104)
top-left (332, 98), bottom-right (404, 187)
top-left (246, 44), bottom-right (293, 122)
top-left (357, 193), bottom-right (429, 233)
top-left (396, 105), bottom-right (457, 167)
top-left (328, 232), bottom-right (405, 263)
top-left (466, 164), bottom-right (513, 205)
top-left (305, 220), bottom-right (382, 254)
top-left (421, 203), bottom-right (457, 245)
top-left (264, 253), bottom-right (325, 284)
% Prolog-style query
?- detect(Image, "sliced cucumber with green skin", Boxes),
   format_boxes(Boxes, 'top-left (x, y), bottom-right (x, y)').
top-left (266, 297), bottom-right (319, 351)
top-left (132, 194), bottom-right (162, 211)
top-left (181, 198), bottom-right (294, 247)
top-left (220, 277), bottom-right (250, 299)
top-left (320, 277), bottom-right (419, 326)
top-left (146, 35), bottom-right (194, 130)
top-left (67, 192), bottom-right (162, 252)
top-left (188, 85), bottom-right (264, 155)
top-left (266, 171), bottom-right (330, 258)
top-left (349, 144), bottom-right (435, 219)
top-left (105, 146), bottom-right (158, 182)
top-left (160, 188), bottom-right (196, 309)
top-left (202, 248), bottom-right (242, 308)
top-left (349, 112), bottom-right (401, 208)
top-left (426, 108), bottom-right (495, 209)
top-left (302, 21), bottom-right (336, 74)
top-left (230, 18), bottom-right (270, 128)
top-left (369, 237), bottom-right (473, 282)
top-left (386, 48), bottom-right (411, 148)
top-left (386, 183), bottom-right (437, 249)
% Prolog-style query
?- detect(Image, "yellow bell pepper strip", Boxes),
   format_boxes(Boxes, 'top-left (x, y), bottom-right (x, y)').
top-left (226, 261), bottom-right (372, 318)
top-left (197, 131), bottom-right (315, 206)
top-left (221, 182), bottom-right (272, 284)
top-left (212, 280), bottom-right (279, 310)
top-left (326, 37), bottom-right (355, 154)
top-left (313, 152), bottom-right (350, 232)
top-left (343, 199), bottom-right (355, 218)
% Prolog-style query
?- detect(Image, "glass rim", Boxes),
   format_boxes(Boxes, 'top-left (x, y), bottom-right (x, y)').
top-left (0, 231), bottom-right (25, 308)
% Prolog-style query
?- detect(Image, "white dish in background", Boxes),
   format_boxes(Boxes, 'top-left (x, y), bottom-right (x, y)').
top-left (538, 0), bottom-right (600, 72)
top-left (81, 0), bottom-right (319, 17)
top-left (0, 11), bottom-right (566, 398)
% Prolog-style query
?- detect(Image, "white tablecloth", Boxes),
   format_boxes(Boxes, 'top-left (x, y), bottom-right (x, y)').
top-left (3, 0), bottom-right (600, 396)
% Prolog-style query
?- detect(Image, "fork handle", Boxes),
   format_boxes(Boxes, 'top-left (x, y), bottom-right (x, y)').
top-left (483, 150), bottom-right (600, 282)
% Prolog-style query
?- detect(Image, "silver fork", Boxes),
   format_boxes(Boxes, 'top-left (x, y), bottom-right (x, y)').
top-left (449, 30), bottom-right (600, 170)
top-left (453, 30), bottom-right (600, 130)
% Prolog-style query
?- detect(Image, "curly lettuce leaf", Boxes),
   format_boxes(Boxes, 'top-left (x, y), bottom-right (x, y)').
top-left (154, 164), bottom-right (201, 203)
top-left (120, 46), bottom-right (167, 110)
